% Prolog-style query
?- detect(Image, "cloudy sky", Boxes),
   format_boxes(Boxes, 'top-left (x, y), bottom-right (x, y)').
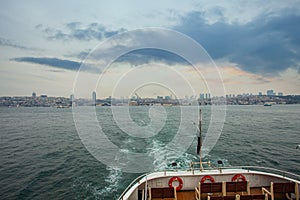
top-left (1, 0), bottom-right (300, 98)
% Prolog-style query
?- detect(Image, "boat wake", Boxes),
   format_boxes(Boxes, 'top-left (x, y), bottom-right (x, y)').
top-left (147, 139), bottom-right (199, 171)
top-left (97, 166), bottom-right (122, 197)
top-left (72, 166), bottom-right (123, 199)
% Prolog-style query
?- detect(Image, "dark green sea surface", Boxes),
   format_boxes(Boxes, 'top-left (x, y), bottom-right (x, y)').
top-left (0, 105), bottom-right (299, 199)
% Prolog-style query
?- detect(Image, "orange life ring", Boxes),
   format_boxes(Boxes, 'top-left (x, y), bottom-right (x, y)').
top-left (232, 174), bottom-right (246, 182)
top-left (201, 175), bottom-right (215, 183)
top-left (168, 176), bottom-right (183, 191)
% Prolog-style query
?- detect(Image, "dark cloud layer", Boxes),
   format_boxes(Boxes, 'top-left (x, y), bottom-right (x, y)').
top-left (116, 49), bottom-right (189, 65)
top-left (174, 10), bottom-right (300, 75)
top-left (12, 57), bottom-right (81, 71)
top-left (28, 10), bottom-right (300, 76)
top-left (0, 37), bottom-right (37, 51)
top-left (36, 22), bottom-right (126, 41)
top-left (12, 49), bottom-right (188, 72)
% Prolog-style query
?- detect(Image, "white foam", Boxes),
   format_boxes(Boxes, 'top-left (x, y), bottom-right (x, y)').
top-left (97, 166), bottom-right (122, 196)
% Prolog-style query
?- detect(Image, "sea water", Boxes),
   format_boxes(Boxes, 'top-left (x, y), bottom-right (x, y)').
top-left (0, 105), bottom-right (299, 199)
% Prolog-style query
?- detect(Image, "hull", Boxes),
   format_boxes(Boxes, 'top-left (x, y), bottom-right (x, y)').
top-left (119, 166), bottom-right (300, 200)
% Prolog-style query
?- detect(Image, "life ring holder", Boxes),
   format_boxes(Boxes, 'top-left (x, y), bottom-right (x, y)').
top-left (232, 174), bottom-right (247, 182)
top-left (168, 176), bottom-right (183, 191)
top-left (201, 175), bottom-right (215, 183)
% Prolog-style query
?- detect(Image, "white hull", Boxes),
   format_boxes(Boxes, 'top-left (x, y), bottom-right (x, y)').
top-left (119, 166), bottom-right (300, 200)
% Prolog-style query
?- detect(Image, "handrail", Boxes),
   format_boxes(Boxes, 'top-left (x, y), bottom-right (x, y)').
top-left (117, 165), bottom-right (300, 199)
top-left (117, 173), bottom-right (148, 200)
top-left (220, 166), bottom-right (300, 181)
top-left (190, 164), bottom-right (300, 181)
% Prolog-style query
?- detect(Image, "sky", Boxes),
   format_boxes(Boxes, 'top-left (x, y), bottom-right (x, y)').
top-left (0, 0), bottom-right (300, 98)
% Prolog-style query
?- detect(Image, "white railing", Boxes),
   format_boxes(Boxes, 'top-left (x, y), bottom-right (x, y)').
top-left (221, 166), bottom-right (300, 181)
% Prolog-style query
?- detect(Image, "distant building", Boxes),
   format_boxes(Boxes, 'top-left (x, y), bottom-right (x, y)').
top-left (205, 93), bottom-right (211, 99)
top-left (92, 91), bottom-right (96, 106)
top-left (32, 92), bottom-right (36, 98)
top-left (267, 90), bottom-right (275, 96)
top-left (40, 94), bottom-right (47, 98)
top-left (278, 92), bottom-right (283, 96)
top-left (199, 93), bottom-right (205, 100)
top-left (258, 92), bottom-right (262, 96)
top-left (70, 94), bottom-right (74, 101)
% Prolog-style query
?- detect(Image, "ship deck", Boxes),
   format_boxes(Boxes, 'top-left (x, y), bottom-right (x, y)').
top-left (120, 167), bottom-right (300, 200)
top-left (146, 185), bottom-right (297, 200)
top-left (148, 187), bottom-right (268, 200)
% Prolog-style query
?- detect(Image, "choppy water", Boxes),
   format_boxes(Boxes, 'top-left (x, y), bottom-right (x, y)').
top-left (0, 105), bottom-right (299, 199)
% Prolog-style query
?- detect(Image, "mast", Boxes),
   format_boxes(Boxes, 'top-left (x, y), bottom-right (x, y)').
top-left (197, 109), bottom-right (204, 170)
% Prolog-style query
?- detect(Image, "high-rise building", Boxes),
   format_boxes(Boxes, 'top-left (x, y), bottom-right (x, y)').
top-left (92, 91), bottom-right (97, 106)
top-left (32, 92), bottom-right (36, 98)
top-left (205, 93), bottom-right (211, 99)
top-left (69, 94), bottom-right (75, 106)
top-left (70, 94), bottom-right (74, 101)
top-left (200, 93), bottom-right (205, 100)
top-left (165, 96), bottom-right (171, 100)
top-left (267, 90), bottom-right (275, 96)
top-left (258, 92), bottom-right (262, 96)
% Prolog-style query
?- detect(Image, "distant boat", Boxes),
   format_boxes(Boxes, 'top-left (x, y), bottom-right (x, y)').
top-left (264, 103), bottom-right (272, 106)
top-left (56, 105), bottom-right (69, 108)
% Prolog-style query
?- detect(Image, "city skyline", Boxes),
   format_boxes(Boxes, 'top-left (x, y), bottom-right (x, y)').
top-left (1, 90), bottom-right (299, 107)
top-left (0, 88), bottom-right (294, 99)
top-left (1, 1), bottom-right (300, 97)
